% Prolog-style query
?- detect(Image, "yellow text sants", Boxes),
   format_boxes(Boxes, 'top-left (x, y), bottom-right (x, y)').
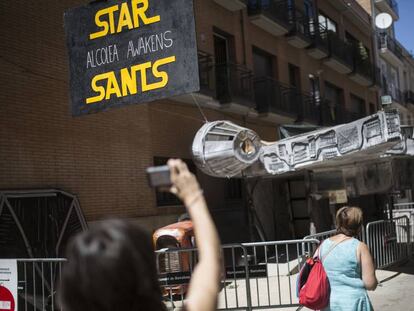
top-left (86, 56), bottom-right (176, 104)
top-left (90, 0), bottom-right (160, 40)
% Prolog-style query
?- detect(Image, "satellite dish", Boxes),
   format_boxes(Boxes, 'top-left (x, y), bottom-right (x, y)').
top-left (375, 13), bottom-right (393, 30)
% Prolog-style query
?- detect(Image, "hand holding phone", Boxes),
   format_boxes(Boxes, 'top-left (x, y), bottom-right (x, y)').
top-left (146, 165), bottom-right (172, 188)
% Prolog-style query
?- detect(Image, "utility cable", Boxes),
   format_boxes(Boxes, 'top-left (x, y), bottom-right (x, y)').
top-left (191, 93), bottom-right (209, 123)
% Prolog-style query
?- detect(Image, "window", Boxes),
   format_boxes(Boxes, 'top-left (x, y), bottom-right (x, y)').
top-left (288, 63), bottom-right (301, 90)
top-left (350, 94), bottom-right (366, 118)
top-left (252, 47), bottom-right (275, 78)
top-left (153, 157), bottom-right (197, 207)
top-left (309, 75), bottom-right (321, 105)
top-left (324, 82), bottom-right (344, 124)
top-left (318, 12), bottom-right (337, 33)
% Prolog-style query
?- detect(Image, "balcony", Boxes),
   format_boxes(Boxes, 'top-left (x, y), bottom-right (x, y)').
top-left (323, 32), bottom-right (354, 74)
top-left (214, 0), bottom-right (247, 11)
top-left (307, 23), bottom-right (329, 59)
top-left (248, 0), bottom-right (290, 37)
top-left (215, 62), bottom-right (255, 110)
top-left (174, 51), bottom-right (217, 105)
top-left (319, 101), bottom-right (365, 126)
top-left (349, 52), bottom-right (374, 87)
top-left (378, 34), bottom-right (403, 66)
top-left (375, 0), bottom-right (399, 21)
top-left (286, 10), bottom-right (312, 49)
top-left (405, 91), bottom-right (414, 105)
top-left (254, 77), bottom-right (318, 123)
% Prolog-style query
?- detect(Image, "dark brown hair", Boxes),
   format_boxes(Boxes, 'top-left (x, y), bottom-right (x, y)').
top-left (336, 206), bottom-right (363, 237)
top-left (60, 220), bottom-right (166, 311)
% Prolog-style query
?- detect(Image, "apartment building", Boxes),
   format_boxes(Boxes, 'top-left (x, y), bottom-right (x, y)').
top-left (0, 0), bottom-right (391, 245)
top-left (358, 0), bottom-right (414, 125)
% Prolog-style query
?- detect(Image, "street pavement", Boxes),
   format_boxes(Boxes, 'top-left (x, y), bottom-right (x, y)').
top-left (167, 259), bottom-right (414, 310)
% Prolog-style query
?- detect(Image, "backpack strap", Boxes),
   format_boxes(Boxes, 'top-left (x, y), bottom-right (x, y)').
top-left (321, 237), bottom-right (352, 263)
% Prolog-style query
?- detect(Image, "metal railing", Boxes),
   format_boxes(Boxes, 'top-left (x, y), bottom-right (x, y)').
top-left (309, 22), bottom-right (330, 52)
top-left (4, 218), bottom-right (413, 311)
top-left (288, 9), bottom-right (311, 40)
top-left (366, 216), bottom-right (410, 269)
top-left (248, 0), bottom-right (291, 27)
top-left (197, 51), bottom-right (215, 97)
top-left (303, 229), bottom-right (336, 242)
top-left (319, 101), bottom-right (365, 126)
top-left (215, 62), bottom-right (255, 106)
top-left (254, 77), bottom-right (298, 116)
top-left (353, 52), bottom-right (374, 81)
top-left (392, 203), bottom-right (414, 252)
top-left (15, 258), bottom-right (66, 311)
top-left (405, 91), bottom-right (414, 104)
top-left (304, 228), bottom-right (366, 244)
top-left (378, 33), bottom-right (403, 59)
top-left (156, 239), bottom-right (320, 310)
top-left (328, 31), bottom-right (354, 68)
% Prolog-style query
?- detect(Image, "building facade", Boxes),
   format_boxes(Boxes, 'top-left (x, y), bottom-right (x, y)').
top-left (1, 0), bottom-right (409, 244)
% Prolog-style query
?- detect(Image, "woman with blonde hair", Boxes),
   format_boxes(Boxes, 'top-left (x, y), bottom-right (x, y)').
top-left (320, 206), bottom-right (377, 311)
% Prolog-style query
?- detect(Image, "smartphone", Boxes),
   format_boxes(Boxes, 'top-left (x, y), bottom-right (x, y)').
top-left (146, 165), bottom-right (172, 188)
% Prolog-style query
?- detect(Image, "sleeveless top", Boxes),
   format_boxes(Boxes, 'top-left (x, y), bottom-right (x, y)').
top-left (320, 238), bottom-right (373, 311)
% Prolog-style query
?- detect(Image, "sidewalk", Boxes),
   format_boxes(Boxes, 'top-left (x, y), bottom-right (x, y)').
top-left (369, 259), bottom-right (414, 311)
top-left (168, 259), bottom-right (414, 310)
top-left (279, 259), bottom-right (414, 311)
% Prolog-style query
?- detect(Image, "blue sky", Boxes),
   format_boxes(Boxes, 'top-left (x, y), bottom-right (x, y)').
top-left (394, 0), bottom-right (414, 53)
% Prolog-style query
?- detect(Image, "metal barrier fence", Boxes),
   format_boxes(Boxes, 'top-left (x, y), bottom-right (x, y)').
top-left (15, 258), bottom-right (66, 311)
top-left (366, 216), bottom-right (410, 269)
top-left (303, 229), bottom-right (336, 242)
top-left (303, 228), bottom-right (366, 243)
top-left (393, 203), bottom-right (414, 252)
top-left (5, 218), bottom-right (412, 310)
top-left (156, 239), bottom-right (320, 310)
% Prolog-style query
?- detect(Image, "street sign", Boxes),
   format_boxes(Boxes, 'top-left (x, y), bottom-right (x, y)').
top-left (0, 260), bottom-right (17, 311)
top-left (64, 0), bottom-right (200, 116)
top-left (381, 95), bottom-right (393, 106)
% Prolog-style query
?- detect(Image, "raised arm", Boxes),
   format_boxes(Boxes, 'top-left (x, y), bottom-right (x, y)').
top-left (168, 159), bottom-right (222, 311)
top-left (358, 242), bottom-right (378, 291)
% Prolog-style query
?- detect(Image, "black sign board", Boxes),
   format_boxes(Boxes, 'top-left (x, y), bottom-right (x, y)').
top-left (64, 0), bottom-right (199, 116)
top-left (158, 265), bottom-right (268, 286)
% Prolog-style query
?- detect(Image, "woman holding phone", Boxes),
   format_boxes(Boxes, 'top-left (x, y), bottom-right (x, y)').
top-left (60, 159), bottom-right (222, 311)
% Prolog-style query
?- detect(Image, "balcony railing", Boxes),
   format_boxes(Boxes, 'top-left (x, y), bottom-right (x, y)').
top-left (328, 32), bottom-right (354, 69)
top-left (378, 33), bottom-right (403, 59)
top-left (197, 51), bottom-right (215, 97)
top-left (288, 9), bottom-right (312, 40)
top-left (319, 101), bottom-right (365, 126)
top-left (248, 0), bottom-right (291, 27)
top-left (405, 91), bottom-right (414, 104)
top-left (254, 76), bottom-right (318, 121)
top-left (215, 62), bottom-right (255, 106)
top-left (308, 23), bottom-right (330, 54)
top-left (352, 48), bottom-right (374, 81)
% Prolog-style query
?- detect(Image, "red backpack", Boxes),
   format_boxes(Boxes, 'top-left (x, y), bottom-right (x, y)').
top-left (297, 239), bottom-right (350, 310)
top-left (297, 255), bottom-right (330, 310)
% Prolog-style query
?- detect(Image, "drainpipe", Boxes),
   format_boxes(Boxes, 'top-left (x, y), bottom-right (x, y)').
top-left (370, 0), bottom-right (382, 110)
top-left (240, 9), bottom-right (247, 66)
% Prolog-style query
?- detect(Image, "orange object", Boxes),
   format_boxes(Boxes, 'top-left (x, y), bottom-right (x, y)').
top-left (153, 220), bottom-right (195, 296)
